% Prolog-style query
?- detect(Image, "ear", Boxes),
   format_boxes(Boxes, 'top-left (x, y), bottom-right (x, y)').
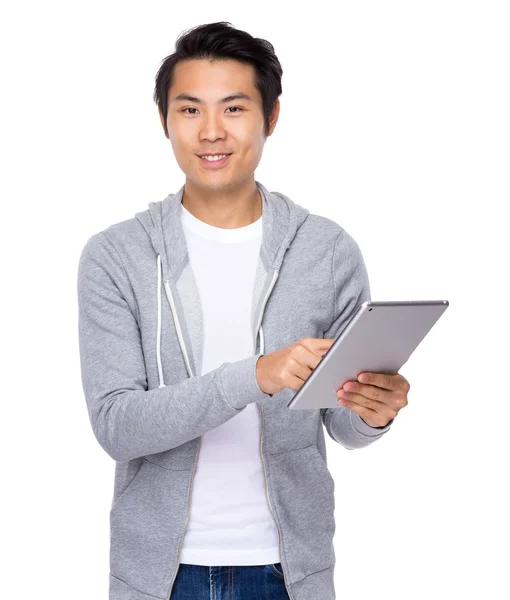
top-left (158, 108), bottom-right (169, 139)
top-left (267, 99), bottom-right (280, 137)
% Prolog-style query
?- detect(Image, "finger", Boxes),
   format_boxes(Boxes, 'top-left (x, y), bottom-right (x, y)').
top-left (358, 371), bottom-right (400, 391)
top-left (300, 337), bottom-right (334, 359)
top-left (338, 390), bottom-right (391, 414)
top-left (290, 371), bottom-right (310, 391)
top-left (337, 393), bottom-right (395, 424)
top-left (397, 374), bottom-right (411, 393)
top-left (345, 382), bottom-right (394, 404)
top-left (298, 342), bottom-right (332, 375)
top-left (287, 356), bottom-right (313, 384)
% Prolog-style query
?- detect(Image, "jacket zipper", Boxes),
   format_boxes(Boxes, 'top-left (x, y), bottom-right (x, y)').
top-left (164, 280), bottom-right (193, 378)
top-left (163, 278), bottom-right (199, 599)
top-left (254, 269), bottom-right (295, 599)
top-left (255, 270), bottom-right (278, 336)
top-left (165, 437), bottom-right (201, 600)
top-left (257, 402), bottom-right (295, 600)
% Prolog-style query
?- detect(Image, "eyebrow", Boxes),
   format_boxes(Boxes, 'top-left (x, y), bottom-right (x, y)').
top-left (170, 92), bottom-right (253, 105)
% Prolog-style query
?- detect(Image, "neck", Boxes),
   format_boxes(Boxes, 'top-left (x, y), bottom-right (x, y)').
top-left (181, 179), bottom-right (262, 229)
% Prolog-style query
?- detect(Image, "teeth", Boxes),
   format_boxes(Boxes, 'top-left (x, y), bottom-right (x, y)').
top-left (201, 154), bottom-right (229, 161)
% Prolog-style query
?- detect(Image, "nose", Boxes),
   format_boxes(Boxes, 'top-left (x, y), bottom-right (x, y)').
top-left (199, 112), bottom-right (227, 143)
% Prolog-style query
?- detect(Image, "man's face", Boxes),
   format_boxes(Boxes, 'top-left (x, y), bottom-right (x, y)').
top-left (160, 58), bottom-right (279, 192)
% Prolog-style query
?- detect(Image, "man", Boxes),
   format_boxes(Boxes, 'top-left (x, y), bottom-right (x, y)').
top-left (77, 21), bottom-right (409, 600)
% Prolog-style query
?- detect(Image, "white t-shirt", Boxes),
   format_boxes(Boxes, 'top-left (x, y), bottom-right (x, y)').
top-left (178, 201), bottom-right (280, 566)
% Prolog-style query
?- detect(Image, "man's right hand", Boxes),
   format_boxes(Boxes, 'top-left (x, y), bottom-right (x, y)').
top-left (256, 337), bottom-right (335, 396)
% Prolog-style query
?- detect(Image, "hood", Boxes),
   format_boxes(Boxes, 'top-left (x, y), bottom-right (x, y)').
top-left (135, 180), bottom-right (310, 386)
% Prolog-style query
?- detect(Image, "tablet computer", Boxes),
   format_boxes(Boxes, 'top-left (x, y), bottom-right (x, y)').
top-left (287, 300), bottom-right (449, 410)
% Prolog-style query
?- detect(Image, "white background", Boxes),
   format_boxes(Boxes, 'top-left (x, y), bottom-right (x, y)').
top-left (1, 1), bottom-right (508, 598)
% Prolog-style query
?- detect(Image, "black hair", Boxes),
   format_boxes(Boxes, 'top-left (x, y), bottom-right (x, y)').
top-left (153, 22), bottom-right (283, 138)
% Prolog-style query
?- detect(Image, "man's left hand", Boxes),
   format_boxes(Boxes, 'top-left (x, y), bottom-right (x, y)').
top-left (336, 372), bottom-right (410, 427)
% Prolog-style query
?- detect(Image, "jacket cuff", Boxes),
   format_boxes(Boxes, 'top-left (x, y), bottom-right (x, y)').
top-left (218, 354), bottom-right (272, 410)
top-left (351, 411), bottom-right (394, 436)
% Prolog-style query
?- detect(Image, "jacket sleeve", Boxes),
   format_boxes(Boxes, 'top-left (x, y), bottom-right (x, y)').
top-left (320, 229), bottom-right (394, 450)
top-left (77, 232), bottom-right (271, 462)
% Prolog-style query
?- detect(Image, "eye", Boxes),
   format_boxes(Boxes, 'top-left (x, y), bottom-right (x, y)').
top-left (181, 107), bottom-right (244, 114)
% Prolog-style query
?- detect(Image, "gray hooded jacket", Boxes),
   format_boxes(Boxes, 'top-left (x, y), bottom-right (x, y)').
top-left (77, 180), bottom-right (393, 600)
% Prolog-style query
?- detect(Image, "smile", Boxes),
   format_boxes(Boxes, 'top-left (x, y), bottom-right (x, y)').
top-left (197, 153), bottom-right (232, 168)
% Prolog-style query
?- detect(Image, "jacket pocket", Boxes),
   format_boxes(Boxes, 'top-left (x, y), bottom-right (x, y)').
top-left (111, 460), bottom-right (145, 511)
top-left (267, 444), bottom-right (336, 584)
top-left (309, 445), bottom-right (335, 492)
top-left (109, 458), bottom-right (192, 598)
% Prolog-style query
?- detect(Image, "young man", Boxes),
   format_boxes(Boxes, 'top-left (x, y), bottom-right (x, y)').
top-left (77, 21), bottom-right (409, 600)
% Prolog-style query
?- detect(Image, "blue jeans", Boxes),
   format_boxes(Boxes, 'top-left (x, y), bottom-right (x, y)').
top-left (169, 563), bottom-right (291, 599)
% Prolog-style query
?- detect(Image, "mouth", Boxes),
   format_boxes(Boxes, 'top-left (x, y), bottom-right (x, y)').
top-left (197, 153), bottom-right (233, 169)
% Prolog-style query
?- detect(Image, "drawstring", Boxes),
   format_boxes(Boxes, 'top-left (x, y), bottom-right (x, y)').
top-left (259, 324), bottom-right (265, 355)
top-left (156, 254), bottom-right (165, 387)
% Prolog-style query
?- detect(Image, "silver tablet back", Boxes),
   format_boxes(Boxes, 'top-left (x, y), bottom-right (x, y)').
top-left (287, 300), bottom-right (449, 410)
